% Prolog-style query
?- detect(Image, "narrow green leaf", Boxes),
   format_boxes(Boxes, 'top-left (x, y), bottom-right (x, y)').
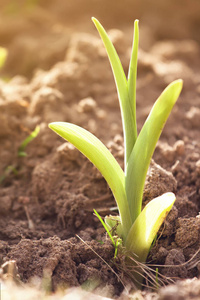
top-left (49, 122), bottom-right (132, 239)
top-left (127, 19), bottom-right (139, 151)
top-left (92, 17), bottom-right (136, 170)
top-left (0, 165), bottom-right (18, 184)
top-left (92, 17), bottom-right (127, 108)
top-left (18, 125), bottom-right (40, 157)
top-left (94, 209), bottom-right (116, 247)
top-left (125, 192), bottom-right (176, 262)
top-left (126, 79), bottom-right (183, 223)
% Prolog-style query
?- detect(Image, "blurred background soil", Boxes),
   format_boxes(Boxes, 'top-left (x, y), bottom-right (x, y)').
top-left (0, 1), bottom-right (200, 299)
top-left (1, 0), bottom-right (200, 78)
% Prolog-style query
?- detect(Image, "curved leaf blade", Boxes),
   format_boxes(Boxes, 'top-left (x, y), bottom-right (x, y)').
top-left (49, 122), bottom-right (132, 238)
top-left (92, 17), bottom-right (127, 107)
top-left (126, 79), bottom-right (183, 222)
top-left (125, 192), bottom-right (176, 262)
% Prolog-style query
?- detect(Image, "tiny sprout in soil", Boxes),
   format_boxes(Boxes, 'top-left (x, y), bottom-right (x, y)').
top-left (49, 18), bottom-right (183, 287)
top-left (18, 125), bottom-right (40, 157)
top-left (0, 125), bottom-right (40, 184)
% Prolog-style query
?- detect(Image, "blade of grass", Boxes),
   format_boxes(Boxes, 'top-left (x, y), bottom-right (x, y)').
top-left (0, 165), bottom-right (18, 184)
top-left (126, 79), bottom-right (183, 223)
top-left (49, 122), bottom-right (132, 239)
top-left (18, 125), bottom-right (40, 157)
top-left (94, 209), bottom-right (116, 247)
top-left (94, 211), bottom-right (121, 259)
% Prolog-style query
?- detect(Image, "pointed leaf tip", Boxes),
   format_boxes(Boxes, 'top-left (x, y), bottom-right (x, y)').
top-left (92, 17), bottom-right (99, 26)
top-left (48, 122), bottom-right (57, 130)
top-left (163, 192), bottom-right (176, 202)
top-left (171, 78), bottom-right (183, 90)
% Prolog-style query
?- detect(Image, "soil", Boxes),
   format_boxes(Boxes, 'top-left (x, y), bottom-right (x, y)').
top-left (0, 1), bottom-right (200, 299)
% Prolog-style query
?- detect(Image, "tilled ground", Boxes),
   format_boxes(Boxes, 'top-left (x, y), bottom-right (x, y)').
top-left (0, 1), bottom-right (200, 299)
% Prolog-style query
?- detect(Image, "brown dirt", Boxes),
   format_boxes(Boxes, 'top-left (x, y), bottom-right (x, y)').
top-left (0, 1), bottom-right (200, 299)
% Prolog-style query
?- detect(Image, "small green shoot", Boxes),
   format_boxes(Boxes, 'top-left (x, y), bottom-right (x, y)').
top-left (0, 165), bottom-right (18, 184)
top-left (1, 125), bottom-right (40, 184)
top-left (156, 267), bottom-right (159, 289)
top-left (94, 209), bottom-right (116, 247)
top-left (18, 125), bottom-right (40, 157)
top-left (94, 209), bottom-right (121, 259)
top-left (49, 18), bottom-right (182, 286)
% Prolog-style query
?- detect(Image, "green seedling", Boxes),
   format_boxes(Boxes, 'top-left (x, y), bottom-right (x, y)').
top-left (94, 209), bottom-right (121, 259)
top-left (49, 18), bottom-right (182, 282)
top-left (1, 125), bottom-right (40, 184)
top-left (0, 165), bottom-right (18, 184)
top-left (18, 125), bottom-right (40, 157)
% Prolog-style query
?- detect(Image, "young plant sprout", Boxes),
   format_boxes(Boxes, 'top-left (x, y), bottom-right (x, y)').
top-left (49, 18), bottom-right (182, 274)
top-left (18, 125), bottom-right (40, 157)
